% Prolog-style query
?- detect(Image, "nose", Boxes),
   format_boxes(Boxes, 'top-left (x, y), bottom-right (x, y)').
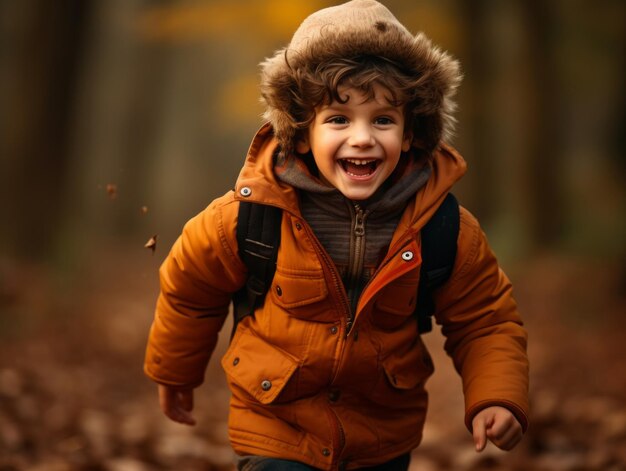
top-left (348, 122), bottom-right (375, 148)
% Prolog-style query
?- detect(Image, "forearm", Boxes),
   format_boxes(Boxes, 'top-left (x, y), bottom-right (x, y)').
top-left (144, 196), bottom-right (245, 388)
top-left (434, 208), bottom-right (529, 431)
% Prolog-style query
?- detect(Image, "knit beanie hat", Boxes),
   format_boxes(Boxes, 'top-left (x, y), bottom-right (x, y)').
top-left (260, 0), bottom-right (462, 155)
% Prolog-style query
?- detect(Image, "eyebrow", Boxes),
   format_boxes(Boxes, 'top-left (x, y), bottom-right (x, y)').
top-left (320, 103), bottom-right (403, 114)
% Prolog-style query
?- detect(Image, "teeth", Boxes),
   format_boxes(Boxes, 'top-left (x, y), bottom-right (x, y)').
top-left (344, 159), bottom-right (376, 165)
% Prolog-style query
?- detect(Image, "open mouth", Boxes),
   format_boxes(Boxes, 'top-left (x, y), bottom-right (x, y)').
top-left (339, 158), bottom-right (380, 177)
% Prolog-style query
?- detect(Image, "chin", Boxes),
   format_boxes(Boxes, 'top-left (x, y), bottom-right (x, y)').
top-left (339, 188), bottom-right (376, 201)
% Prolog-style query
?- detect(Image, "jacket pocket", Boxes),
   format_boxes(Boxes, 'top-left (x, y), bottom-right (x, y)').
top-left (381, 337), bottom-right (434, 392)
top-left (373, 270), bottom-right (420, 331)
top-left (269, 268), bottom-right (332, 322)
top-left (369, 336), bottom-right (432, 408)
top-left (383, 339), bottom-right (434, 390)
top-left (222, 326), bottom-right (299, 404)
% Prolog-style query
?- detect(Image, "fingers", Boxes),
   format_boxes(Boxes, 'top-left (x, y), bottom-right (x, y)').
top-left (486, 414), bottom-right (523, 451)
top-left (472, 413), bottom-right (488, 452)
top-left (180, 388), bottom-right (194, 412)
top-left (472, 406), bottom-right (524, 452)
top-left (158, 385), bottom-right (196, 426)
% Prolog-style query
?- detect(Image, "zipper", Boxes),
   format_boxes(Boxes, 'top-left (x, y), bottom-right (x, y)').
top-left (345, 203), bottom-right (368, 334)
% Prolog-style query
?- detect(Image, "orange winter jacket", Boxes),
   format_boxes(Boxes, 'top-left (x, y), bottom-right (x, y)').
top-left (144, 125), bottom-right (529, 470)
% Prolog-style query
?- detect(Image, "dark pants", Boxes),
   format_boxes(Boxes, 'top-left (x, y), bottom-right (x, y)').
top-left (237, 453), bottom-right (411, 471)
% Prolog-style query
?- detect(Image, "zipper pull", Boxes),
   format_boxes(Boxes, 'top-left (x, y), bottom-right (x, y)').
top-left (354, 205), bottom-right (365, 237)
top-left (345, 318), bottom-right (354, 336)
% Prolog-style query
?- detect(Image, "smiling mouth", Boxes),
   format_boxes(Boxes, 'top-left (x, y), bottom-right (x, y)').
top-left (339, 158), bottom-right (380, 177)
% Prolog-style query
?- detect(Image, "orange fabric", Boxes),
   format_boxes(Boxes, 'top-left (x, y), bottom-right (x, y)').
top-left (144, 125), bottom-right (529, 470)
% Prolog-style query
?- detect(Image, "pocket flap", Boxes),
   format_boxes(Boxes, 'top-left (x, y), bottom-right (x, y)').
top-left (374, 270), bottom-right (420, 317)
top-left (271, 269), bottom-right (328, 308)
top-left (381, 339), bottom-right (432, 390)
top-left (222, 327), bottom-right (298, 404)
top-left (383, 362), bottom-right (420, 390)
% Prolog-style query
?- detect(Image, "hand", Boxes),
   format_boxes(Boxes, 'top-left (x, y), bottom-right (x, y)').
top-left (158, 385), bottom-right (196, 426)
top-left (472, 406), bottom-right (522, 452)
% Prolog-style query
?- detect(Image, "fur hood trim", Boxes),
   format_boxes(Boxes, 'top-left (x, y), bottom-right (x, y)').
top-left (259, 0), bottom-right (462, 153)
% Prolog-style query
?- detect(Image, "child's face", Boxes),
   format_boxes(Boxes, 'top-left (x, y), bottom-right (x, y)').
top-left (297, 83), bottom-right (411, 201)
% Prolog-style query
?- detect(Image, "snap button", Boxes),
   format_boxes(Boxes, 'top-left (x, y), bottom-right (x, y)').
top-left (330, 326), bottom-right (338, 335)
top-left (295, 222), bottom-right (302, 231)
top-left (401, 250), bottom-right (414, 261)
top-left (261, 380), bottom-right (272, 391)
top-left (275, 285), bottom-right (282, 296)
top-left (233, 357), bottom-right (239, 366)
top-left (322, 448), bottom-right (331, 457)
top-left (240, 186), bottom-right (252, 197)
top-left (153, 355), bottom-right (162, 364)
top-left (328, 388), bottom-right (340, 402)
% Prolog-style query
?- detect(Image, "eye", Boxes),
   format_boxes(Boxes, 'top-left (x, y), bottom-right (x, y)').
top-left (374, 116), bottom-right (394, 125)
top-left (326, 116), bottom-right (348, 125)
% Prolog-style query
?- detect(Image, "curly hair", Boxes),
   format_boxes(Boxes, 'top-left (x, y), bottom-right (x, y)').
top-left (274, 54), bottom-right (444, 157)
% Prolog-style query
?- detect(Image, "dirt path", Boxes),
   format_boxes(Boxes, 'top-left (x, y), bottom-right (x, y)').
top-left (0, 251), bottom-right (624, 470)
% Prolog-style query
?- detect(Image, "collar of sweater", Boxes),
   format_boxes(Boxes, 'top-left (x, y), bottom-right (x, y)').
top-left (274, 150), bottom-right (432, 218)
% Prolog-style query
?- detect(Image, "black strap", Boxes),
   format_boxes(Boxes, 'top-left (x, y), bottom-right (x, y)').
top-left (232, 201), bottom-right (282, 334)
top-left (415, 193), bottom-right (460, 333)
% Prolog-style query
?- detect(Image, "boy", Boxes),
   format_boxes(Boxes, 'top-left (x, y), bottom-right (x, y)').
top-left (144, 1), bottom-right (529, 470)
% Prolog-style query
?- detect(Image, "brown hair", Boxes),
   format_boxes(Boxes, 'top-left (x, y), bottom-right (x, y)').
top-left (263, 54), bottom-right (447, 158)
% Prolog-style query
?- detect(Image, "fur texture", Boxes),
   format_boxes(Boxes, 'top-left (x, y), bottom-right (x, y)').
top-left (259, 0), bottom-right (462, 154)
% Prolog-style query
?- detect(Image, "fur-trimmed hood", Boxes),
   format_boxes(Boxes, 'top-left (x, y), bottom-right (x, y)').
top-left (259, 0), bottom-right (462, 154)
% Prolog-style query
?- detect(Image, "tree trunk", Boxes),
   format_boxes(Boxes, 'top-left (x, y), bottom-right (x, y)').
top-left (0, 0), bottom-right (93, 260)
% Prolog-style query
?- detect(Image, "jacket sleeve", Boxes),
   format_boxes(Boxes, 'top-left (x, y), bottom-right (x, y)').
top-left (144, 194), bottom-right (246, 389)
top-left (433, 207), bottom-right (529, 432)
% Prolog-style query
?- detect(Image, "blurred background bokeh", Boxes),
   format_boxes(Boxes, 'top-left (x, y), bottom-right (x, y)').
top-left (0, 1), bottom-right (624, 470)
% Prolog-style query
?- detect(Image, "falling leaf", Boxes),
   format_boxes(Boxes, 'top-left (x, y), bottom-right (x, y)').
top-left (106, 184), bottom-right (118, 200)
top-left (141, 206), bottom-right (149, 215)
top-left (144, 235), bottom-right (158, 254)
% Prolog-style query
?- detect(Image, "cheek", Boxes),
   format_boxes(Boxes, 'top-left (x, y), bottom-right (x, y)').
top-left (385, 135), bottom-right (406, 156)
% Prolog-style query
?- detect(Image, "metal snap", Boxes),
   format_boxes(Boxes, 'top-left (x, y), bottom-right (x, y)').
top-left (330, 326), bottom-right (338, 335)
top-left (275, 285), bottom-right (282, 296)
top-left (322, 448), bottom-right (331, 457)
top-left (240, 186), bottom-right (252, 197)
top-left (233, 357), bottom-right (239, 366)
top-left (401, 250), bottom-right (414, 261)
top-left (261, 380), bottom-right (272, 391)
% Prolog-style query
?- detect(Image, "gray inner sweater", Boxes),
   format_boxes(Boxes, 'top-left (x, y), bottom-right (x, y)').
top-left (276, 152), bottom-right (431, 314)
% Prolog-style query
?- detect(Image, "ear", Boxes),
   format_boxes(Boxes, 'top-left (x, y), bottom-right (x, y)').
top-left (296, 135), bottom-right (311, 154)
top-left (401, 132), bottom-right (412, 152)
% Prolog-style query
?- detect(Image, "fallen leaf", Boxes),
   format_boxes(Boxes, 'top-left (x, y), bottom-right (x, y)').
top-left (106, 184), bottom-right (117, 199)
top-left (144, 235), bottom-right (158, 254)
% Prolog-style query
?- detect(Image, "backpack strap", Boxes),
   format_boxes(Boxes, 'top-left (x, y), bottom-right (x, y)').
top-left (232, 201), bottom-right (282, 334)
top-left (415, 193), bottom-right (460, 333)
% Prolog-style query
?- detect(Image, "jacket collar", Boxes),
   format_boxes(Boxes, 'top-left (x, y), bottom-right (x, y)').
top-left (235, 124), bottom-right (467, 227)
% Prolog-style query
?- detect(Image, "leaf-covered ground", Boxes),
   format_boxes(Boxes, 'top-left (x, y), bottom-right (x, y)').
top-left (0, 251), bottom-right (625, 470)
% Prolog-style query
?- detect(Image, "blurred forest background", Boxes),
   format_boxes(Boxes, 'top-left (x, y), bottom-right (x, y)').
top-left (0, 0), bottom-right (624, 470)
